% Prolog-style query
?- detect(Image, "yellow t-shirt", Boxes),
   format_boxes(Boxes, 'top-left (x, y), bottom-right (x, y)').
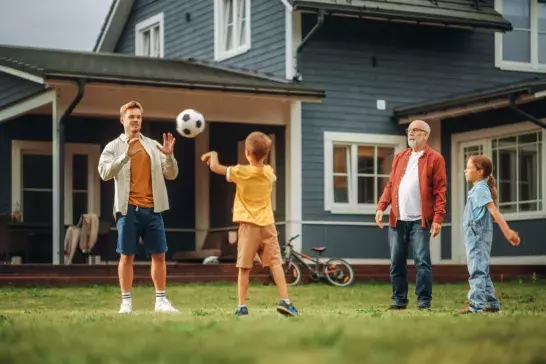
top-left (227, 164), bottom-right (276, 226)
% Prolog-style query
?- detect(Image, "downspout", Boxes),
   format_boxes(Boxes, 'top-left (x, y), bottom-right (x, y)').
top-left (508, 93), bottom-right (546, 129)
top-left (293, 8), bottom-right (325, 81)
top-left (55, 78), bottom-right (86, 264)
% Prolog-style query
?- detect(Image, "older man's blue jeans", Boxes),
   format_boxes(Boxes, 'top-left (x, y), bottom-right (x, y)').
top-left (388, 220), bottom-right (432, 307)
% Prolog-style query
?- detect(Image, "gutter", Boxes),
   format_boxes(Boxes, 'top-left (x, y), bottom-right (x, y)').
top-left (55, 78), bottom-right (86, 264)
top-left (508, 94), bottom-right (546, 129)
top-left (293, 8), bottom-right (325, 81)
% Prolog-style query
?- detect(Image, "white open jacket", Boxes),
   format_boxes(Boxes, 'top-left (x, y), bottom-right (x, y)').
top-left (98, 133), bottom-right (178, 217)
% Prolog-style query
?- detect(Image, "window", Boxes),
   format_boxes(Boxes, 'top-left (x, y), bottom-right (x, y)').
top-left (492, 131), bottom-right (543, 214)
top-left (135, 13), bottom-right (164, 58)
top-left (495, 0), bottom-right (546, 72)
top-left (237, 134), bottom-right (276, 211)
top-left (324, 132), bottom-right (407, 214)
top-left (214, 0), bottom-right (251, 61)
top-left (11, 141), bottom-right (101, 226)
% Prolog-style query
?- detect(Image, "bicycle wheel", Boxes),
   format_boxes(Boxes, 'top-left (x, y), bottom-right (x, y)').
top-left (323, 259), bottom-right (354, 287)
top-left (270, 261), bottom-right (302, 286)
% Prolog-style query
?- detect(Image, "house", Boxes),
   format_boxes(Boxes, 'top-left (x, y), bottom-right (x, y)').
top-left (2, 0), bottom-right (545, 268)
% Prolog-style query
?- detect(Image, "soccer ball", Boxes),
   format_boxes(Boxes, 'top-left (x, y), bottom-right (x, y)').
top-left (175, 109), bottom-right (205, 138)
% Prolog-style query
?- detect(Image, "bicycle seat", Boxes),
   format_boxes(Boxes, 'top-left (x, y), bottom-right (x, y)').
top-left (311, 246), bottom-right (327, 253)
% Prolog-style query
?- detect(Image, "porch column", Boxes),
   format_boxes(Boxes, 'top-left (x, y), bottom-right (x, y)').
top-left (285, 100), bottom-right (303, 251)
top-left (195, 125), bottom-right (210, 250)
top-left (52, 95), bottom-right (65, 264)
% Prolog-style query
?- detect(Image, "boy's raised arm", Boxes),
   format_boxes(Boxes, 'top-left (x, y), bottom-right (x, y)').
top-left (201, 151), bottom-right (227, 176)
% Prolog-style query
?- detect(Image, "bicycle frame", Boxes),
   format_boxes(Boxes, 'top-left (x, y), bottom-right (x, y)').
top-left (282, 235), bottom-right (324, 276)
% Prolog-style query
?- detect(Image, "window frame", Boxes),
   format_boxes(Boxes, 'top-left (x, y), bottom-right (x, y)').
top-left (494, 0), bottom-right (546, 73)
top-left (214, 0), bottom-right (252, 61)
top-left (135, 13), bottom-right (165, 58)
top-left (324, 132), bottom-right (407, 215)
top-left (11, 141), bottom-right (101, 226)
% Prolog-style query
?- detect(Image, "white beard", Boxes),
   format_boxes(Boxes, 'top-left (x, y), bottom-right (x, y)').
top-left (408, 139), bottom-right (417, 148)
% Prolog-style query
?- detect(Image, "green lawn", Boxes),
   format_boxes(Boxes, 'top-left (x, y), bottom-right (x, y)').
top-left (1, 280), bottom-right (545, 364)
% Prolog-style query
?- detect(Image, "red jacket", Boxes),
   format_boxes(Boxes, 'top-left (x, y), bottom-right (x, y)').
top-left (377, 144), bottom-right (447, 229)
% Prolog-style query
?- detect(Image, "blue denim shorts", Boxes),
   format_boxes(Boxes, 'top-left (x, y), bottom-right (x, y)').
top-left (116, 204), bottom-right (168, 255)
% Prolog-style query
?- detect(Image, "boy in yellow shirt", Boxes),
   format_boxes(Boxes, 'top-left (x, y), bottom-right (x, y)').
top-left (201, 131), bottom-right (299, 317)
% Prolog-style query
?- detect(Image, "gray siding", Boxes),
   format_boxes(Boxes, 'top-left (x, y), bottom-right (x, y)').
top-left (114, 0), bottom-right (286, 77)
top-left (299, 14), bottom-right (543, 223)
top-left (0, 73), bottom-right (43, 109)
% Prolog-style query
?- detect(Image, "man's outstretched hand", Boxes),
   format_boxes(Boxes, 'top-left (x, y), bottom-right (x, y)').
top-left (157, 133), bottom-right (176, 155)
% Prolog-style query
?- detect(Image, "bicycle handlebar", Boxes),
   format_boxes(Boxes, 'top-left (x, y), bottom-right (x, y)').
top-left (287, 234), bottom-right (300, 244)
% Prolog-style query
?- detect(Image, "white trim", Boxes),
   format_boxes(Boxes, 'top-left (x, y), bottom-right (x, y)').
top-left (0, 65), bottom-right (44, 84)
top-left (323, 132), bottom-right (407, 215)
top-left (284, 6), bottom-right (293, 80)
top-left (214, 0), bottom-right (252, 62)
top-left (494, 0), bottom-right (546, 73)
top-left (279, 0), bottom-right (293, 11)
top-left (0, 91), bottom-right (54, 123)
top-left (11, 140), bottom-right (102, 227)
top-left (135, 13), bottom-right (164, 58)
top-left (451, 121), bottom-right (546, 264)
top-left (195, 126), bottom-right (210, 251)
top-left (490, 255), bottom-right (546, 265)
top-left (286, 100), bottom-right (303, 252)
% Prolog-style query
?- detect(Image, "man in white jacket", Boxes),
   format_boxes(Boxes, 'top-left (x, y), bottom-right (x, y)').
top-left (98, 101), bottom-right (179, 313)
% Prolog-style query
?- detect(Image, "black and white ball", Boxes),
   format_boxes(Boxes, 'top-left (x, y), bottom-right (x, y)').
top-left (175, 109), bottom-right (205, 138)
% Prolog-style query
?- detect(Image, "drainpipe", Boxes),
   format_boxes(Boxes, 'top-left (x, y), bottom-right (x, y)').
top-left (54, 78), bottom-right (86, 264)
top-left (508, 93), bottom-right (546, 129)
top-left (293, 8), bottom-right (325, 81)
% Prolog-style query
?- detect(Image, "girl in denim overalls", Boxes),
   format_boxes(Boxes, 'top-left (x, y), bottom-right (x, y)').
top-left (462, 155), bottom-right (520, 314)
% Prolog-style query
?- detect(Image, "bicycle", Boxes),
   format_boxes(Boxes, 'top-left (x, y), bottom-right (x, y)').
top-left (269, 234), bottom-right (355, 287)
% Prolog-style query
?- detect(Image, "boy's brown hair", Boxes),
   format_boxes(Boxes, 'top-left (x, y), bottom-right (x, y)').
top-left (120, 101), bottom-right (143, 117)
top-left (245, 132), bottom-right (272, 161)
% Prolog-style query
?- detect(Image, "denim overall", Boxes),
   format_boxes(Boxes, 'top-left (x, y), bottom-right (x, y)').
top-left (462, 181), bottom-right (500, 310)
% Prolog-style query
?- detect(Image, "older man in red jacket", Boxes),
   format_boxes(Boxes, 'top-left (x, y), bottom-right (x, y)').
top-left (376, 119), bottom-right (447, 310)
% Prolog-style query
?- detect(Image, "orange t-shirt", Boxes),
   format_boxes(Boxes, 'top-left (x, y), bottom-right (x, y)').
top-left (128, 141), bottom-right (154, 208)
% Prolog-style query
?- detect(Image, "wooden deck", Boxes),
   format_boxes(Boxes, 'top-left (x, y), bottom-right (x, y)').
top-left (0, 263), bottom-right (544, 286)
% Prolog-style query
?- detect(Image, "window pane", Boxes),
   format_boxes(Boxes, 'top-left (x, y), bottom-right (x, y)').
top-left (333, 176), bottom-right (348, 203)
top-left (73, 192), bottom-right (88, 226)
top-left (502, 0), bottom-right (530, 28)
top-left (23, 154), bottom-right (52, 189)
top-left (357, 177), bottom-right (374, 204)
top-left (377, 147), bottom-right (395, 175)
top-left (540, 34), bottom-right (546, 64)
top-left (152, 26), bottom-right (161, 57)
top-left (496, 135), bottom-right (517, 149)
top-left (23, 191), bottom-right (52, 224)
top-left (333, 146), bottom-right (348, 173)
top-left (539, 2), bottom-right (546, 31)
top-left (518, 132), bottom-right (538, 144)
top-left (498, 149), bottom-right (517, 204)
top-left (502, 30), bottom-right (531, 63)
top-left (519, 202), bottom-right (538, 212)
top-left (378, 177), bottom-right (390, 198)
top-left (238, 0), bottom-right (246, 46)
top-left (142, 30), bottom-right (151, 56)
top-left (518, 143), bottom-right (538, 203)
top-left (73, 154), bottom-right (88, 191)
top-left (357, 146), bottom-right (374, 174)
top-left (500, 203), bottom-right (517, 214)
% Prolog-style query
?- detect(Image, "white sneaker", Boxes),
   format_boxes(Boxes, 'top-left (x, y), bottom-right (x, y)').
top-left (155, 298), bottom-right (179, 313)
top-left (119, 300), bottom-right (132, 313)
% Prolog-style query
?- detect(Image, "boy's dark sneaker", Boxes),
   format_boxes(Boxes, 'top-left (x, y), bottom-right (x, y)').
top-left (483, 306), bottom-right (500, 313)
top-left (235, 306), bottom-right (248, 316)
top-left (277, 301), bottom-right (299, 317)
top-left (418, 303), bottom-right (431, 310)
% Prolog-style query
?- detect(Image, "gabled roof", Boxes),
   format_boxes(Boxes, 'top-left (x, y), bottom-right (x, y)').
top-left (93, 0), bottom-right (134, 52)
top-left (0, 44), bottom-right (325, 99)
top-left (290, 0), bottom-right (512, 32)
top-left (393, 77), bottom-right (546, 120)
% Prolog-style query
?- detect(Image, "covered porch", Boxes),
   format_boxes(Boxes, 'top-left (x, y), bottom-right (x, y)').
top-left (393, 77), bottom-right (546, 266)
top-left (0, 44), bottom-right (324, 265)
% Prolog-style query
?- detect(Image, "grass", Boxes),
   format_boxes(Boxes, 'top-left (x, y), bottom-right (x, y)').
top-left (0, 280), bottom-right (545, 364)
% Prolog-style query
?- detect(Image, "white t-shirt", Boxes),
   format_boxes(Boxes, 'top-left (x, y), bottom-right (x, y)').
top-left (398, 150), bottom-right (424, 221)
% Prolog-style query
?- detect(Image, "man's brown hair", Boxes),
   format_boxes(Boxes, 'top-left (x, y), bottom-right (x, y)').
top-left (120, 101), bottom-right (143, 117)
top-left (245, 132), bottom-right (272, 161)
